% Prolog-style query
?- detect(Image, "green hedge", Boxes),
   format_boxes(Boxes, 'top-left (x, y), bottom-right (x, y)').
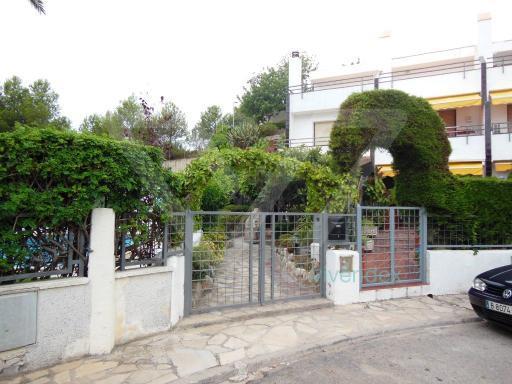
top-left (0, 126), bottom-right (177, 272)
top-left (448, 177), bottom-right (512, 243)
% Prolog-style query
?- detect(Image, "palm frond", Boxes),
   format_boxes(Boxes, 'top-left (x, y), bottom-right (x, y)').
top-left (29, 0), bottom-right (45, 15)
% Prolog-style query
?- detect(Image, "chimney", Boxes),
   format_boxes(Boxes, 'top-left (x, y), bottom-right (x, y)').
top-left (289, 51), bottom-right (302, 91)
top-left (377, 31), bottom-right (393, 74)
top-left (477, 12), bottom-right (492, 59)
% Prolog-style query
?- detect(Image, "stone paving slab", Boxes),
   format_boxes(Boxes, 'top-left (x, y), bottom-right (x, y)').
top-left (2, 294), bottom-right (477, 384)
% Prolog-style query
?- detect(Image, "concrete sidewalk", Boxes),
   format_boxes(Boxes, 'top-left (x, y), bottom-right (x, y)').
top-left (3, 294), bottom-right (476, 384)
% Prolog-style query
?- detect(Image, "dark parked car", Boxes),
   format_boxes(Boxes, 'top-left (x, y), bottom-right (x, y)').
top-left (468, 265), bottom-right (512, 327)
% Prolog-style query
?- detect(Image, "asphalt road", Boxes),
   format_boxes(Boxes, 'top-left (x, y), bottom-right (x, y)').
top-left (252, 321), bottom-right (512, 384)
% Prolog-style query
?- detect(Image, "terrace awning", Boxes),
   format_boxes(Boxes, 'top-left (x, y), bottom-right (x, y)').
top-left (428, 93), bottom-right (481, 110)
top-left (377, 165), bottom-right (395, 178)
top-left (495, 162), bottom-right (512, 172)
top-left (490, 89), bottom-right (512, 105)
top-left (376, 162), bottom-right (484, 177)
top-left (449, 162), bottom-right (483, 176)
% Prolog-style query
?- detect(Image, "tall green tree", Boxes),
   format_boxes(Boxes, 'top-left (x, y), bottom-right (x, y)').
top-left (0, 76), bottom-right (70, 132)
top-left (238, 54), bottom-right (317, 123)
top-left (191, 105), bottom-right (223, 149)
top-left (151, 101), bottom-right (188, 159)
top-left (80, 95), bottom-right (144, 140)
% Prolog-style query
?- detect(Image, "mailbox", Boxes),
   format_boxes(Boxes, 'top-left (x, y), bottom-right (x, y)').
top-left (328, 216), bottom-right (347, 241)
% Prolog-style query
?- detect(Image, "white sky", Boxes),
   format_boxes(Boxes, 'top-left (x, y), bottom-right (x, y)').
top-left (1, 0), bottom-right (511, 130)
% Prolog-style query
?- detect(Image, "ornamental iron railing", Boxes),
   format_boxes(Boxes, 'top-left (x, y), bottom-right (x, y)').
top-left (0, 225), bottom-right (89, 284)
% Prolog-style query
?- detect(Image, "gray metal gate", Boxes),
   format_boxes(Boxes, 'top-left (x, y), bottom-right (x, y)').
top-left (170, 207), bottom-right (424, 314)
top-left (357, 206), bottom-right (426, 288)
top-left (179, 211), bottom-right (330, 314)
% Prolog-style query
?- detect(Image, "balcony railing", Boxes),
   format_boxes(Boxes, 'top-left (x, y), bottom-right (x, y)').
top-left (492, 122), bottom-right (512, 135)
top-left (445, 124), bottom-right (484, 137)
top-left (286, 136), bottom-right (330, 148)
top-left (289, 54), bottom-right (512, 95)
top-left (283, 122), bottom-right (512, 149)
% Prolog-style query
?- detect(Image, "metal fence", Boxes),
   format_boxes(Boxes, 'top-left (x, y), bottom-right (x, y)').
top-left (357, 206), bottom-right (426, 288)
top-left (181, 210), bottom-right (358, 313)
top-left (289, 55), bottom-right (512, 95)
top-left (427, 214), bottom-right (512, 249)
top-left (0, 227), bottom-right (88, 284)
top-left (115, 217), bottom-right (166, 271)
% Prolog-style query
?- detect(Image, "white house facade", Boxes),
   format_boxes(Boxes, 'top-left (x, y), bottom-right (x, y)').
top-left (288, 14), bottom-right (512, 178)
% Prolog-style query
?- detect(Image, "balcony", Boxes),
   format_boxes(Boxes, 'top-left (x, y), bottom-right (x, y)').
top-left (441, 123), bottom-right (512, 137)
top-left (492, 122), bottom-right (512, 135)
top-left (445, 124), bottom-right (484, 137)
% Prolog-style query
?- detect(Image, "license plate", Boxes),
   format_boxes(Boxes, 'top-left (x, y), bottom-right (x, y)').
top-left (486, 300), bottom-right (512, 315)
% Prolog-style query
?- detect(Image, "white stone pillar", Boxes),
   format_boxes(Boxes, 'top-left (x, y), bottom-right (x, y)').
top-left (325, 250), bottom-right (360, 305)
top-left (168, 255), bottom-right (185, 326)
top-left (88, 208), bottom-right (116, 355)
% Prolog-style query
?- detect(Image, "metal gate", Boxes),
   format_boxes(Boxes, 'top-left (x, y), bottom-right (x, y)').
top-left (169, 207), bottom-right (424, 314)
top-left (357, 206), bottom-right (426, 288)
top-left (177, 211), bottom-right (328, 314)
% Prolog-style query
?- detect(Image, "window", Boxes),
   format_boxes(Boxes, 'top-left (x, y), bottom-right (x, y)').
top-left (438, 109), bottom-right (456, 126)
top-left (438, 109), bottom-right (456, 137)
top-left (314, 121), bottom-right (334, 146)
top-left (507, 104), bottom-right (512, 122)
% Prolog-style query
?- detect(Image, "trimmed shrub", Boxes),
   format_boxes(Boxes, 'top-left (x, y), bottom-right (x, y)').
top-left (329, 89), bottom-right (451, 208)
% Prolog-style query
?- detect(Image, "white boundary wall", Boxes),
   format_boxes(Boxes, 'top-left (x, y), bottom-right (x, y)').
top-left (0, 208), bottom-right (185, 376)
top-left (326, 249), bottom-right (512, 305)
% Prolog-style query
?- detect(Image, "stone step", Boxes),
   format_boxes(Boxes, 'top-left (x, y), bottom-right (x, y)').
top-left (176, 298), bottom-right (333, 330)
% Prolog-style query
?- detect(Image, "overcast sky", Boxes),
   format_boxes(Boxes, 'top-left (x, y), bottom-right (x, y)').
top-left (1, 0), bottom-right (511, 130)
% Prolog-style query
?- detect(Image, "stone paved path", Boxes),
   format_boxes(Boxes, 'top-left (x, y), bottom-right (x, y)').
top-left (3, 294), bottom-right (475, 384)
top-left (192, 237), bottom-right (319, 310)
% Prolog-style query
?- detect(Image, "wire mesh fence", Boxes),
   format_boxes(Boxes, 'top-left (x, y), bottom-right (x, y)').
top-left (185, 211), bottom-right (360, 312)
top-left (358, 207), bottom-right (423, 287)
top-left (427, 214), bottom-right (512, 249)
top-left (266, 213), bottom-right (322, 301)
top-left (189, 212), bottom-right (256, 310)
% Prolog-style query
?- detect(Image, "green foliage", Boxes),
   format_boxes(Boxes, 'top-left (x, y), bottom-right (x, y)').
top-left (280, 147), bottom-right (330, 167)
top-left (81, 96), bottom-right (188, 160)
top-left (330, 89), bottom-right (451, 208)
top-left (0, 127), bottom-right (176, 272)
top-left (0, 76), bottom-right (70, 132)
top-left (364, 176), bottom-right (396, 206)
top-left (151, 101), bottom-right (188, 153)
top-left (80, 95), bottom-right (144, 140)
top-left (238, 54), bottom-right (317, 123)
top-left (328, 89), bottom-right (511, 244)
top-left (227, 121), bottom-right (261, 149)
top-left (192, 231), bottom-right (227, 279)
top-left (209, 123), bottom-right (231, 149)
top-left (239, 66), bottom-right (287, 124)
top-left (259, 122), bottom-right (281, 137)
top-left (180, 147), bottom-right (358, 213)
top-left (191, 105), bottom-right (223, 149)
top-left (200, 170), bottom-right (235, 211)
top-left (431, 177), bottom-right (512, 244)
